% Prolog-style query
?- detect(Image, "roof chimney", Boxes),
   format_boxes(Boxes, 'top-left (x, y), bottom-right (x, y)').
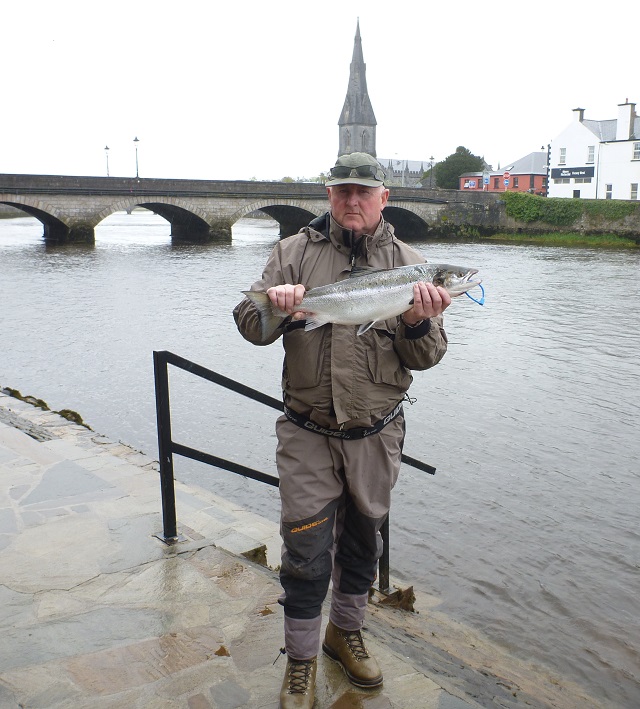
top-left (573, 107), bottom-right (585, 122)
top-left (616, 100), bottom-right (636, 140)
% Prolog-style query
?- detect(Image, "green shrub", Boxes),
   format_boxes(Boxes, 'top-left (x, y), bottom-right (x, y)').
top-left (583, 200), bottom-right (638, 220)
top-left (539, 197), bottom-right (583, 226)
top-left (502, 192), bottom-right (542, 222)
top-left (503, 191), bottom-right (639, 227)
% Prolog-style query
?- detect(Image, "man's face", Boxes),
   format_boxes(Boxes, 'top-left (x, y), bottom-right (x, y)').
top-left (327, 184), bottom-right (389, 237)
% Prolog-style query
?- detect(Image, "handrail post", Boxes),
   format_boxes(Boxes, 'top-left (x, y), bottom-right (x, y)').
top-left (153, 350), bottom-right (179, 542)
top-left (379, 514), bottom-right (390, 593)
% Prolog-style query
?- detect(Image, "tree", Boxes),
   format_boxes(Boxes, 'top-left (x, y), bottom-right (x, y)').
top-left (432, 146), bottom-right (485, 190)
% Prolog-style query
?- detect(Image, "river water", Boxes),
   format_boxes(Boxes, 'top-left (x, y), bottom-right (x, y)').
top-left (1, 212), bottom-right (639, 707)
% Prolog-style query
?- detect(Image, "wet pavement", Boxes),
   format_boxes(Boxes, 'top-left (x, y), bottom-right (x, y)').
top-left (0, 391), bottom-right (594, 709)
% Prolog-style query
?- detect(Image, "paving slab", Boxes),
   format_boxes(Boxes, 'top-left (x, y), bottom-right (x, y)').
top-left (0, 392), bottom-right (602, 708)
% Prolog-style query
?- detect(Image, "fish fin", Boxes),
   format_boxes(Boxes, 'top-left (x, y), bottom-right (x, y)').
top-left (303, 317), bottom-right (327, 332)
top-left (242, 290), bottom-right (287, 340)
top-left (356, 321), bottom-right (377, 336)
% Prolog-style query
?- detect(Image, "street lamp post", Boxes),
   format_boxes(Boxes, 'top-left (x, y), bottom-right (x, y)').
top-left (429, 156), bottom-right (434, 189)
top-left (104, 145), bottom-right (110, 177)
top-left (133, 136), bottom-right (140, 178)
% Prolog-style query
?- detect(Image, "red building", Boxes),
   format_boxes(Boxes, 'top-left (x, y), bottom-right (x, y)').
top-left (459, 151), bottom-right (548, 196)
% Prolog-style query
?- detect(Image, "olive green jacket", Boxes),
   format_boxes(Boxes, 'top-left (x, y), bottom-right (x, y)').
top-left (233, 214), bottom-right (448, 427)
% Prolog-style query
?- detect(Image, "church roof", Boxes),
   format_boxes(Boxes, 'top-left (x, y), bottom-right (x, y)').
top-left (338, 20), bottom-right (377, 126)
top-left (378, 158), bottom-right (426, 174)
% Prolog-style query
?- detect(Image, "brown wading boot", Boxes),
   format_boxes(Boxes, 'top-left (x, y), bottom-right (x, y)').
top-left (322, 620), bottom-right (383, 688)
top-left (279, 655), bottom-right (317, 709)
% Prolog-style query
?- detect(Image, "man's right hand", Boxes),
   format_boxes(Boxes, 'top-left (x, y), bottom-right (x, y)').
top-left (266, 284), bottom-right (306, 318)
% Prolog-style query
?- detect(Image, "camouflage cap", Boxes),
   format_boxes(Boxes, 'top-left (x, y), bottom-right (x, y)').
top-left (325, 152), bottom-right (386, 187)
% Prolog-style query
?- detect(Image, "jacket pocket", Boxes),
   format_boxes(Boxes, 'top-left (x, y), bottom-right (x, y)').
top-left (283, 328), bottom-right (325, 389)
top-left (365, 325), bottom-right (412, 388)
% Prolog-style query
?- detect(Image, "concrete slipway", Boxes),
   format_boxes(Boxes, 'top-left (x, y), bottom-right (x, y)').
top-left (0, 391), bottom-right (601, 709)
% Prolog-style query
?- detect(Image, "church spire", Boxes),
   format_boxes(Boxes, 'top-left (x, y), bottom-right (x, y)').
top-left (338, 19), bottom-right (377, 157)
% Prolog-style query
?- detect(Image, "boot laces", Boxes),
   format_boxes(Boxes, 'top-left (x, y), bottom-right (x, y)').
top-left (286, 658), bottom-right (314, 694)
top-left (343, 630), bottom-right (370, 661)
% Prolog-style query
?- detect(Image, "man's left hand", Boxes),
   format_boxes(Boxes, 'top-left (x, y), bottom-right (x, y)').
top-left (402, 282), bottom-right (451, 326)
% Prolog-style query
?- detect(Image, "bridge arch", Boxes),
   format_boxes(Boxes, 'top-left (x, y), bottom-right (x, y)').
top-left (230, 199), bottom-right (324, 237)
top-left (383, 205), bottom-right (432, 241)
top-left (94, 198), bottom-right (215, 241)
top-left (0, 198), bottom-right (72, 242)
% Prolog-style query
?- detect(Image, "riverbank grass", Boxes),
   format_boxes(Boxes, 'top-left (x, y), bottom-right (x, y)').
top-left (483, 232), bottom-right (638, 248)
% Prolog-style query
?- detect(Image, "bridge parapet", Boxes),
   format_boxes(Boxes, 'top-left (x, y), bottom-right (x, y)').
top-left (0, 174), bottom-right (334, 243)
top-left (0, 173), bottom-right (513, 244)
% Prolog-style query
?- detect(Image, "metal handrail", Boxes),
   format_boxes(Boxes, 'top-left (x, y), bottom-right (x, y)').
top-left (153, 349), bottom-right (436, 593)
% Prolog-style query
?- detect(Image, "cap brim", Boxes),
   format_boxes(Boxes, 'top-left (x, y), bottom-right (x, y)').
top-left (325, 177), bottom-right (385, 187)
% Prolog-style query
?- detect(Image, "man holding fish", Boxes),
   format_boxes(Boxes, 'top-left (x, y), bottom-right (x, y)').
top-left (234, 152), bottom-right (477, 708)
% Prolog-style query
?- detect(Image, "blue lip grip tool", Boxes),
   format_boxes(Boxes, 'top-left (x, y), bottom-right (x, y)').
top-left (465, 282), bottom-right (485, 306)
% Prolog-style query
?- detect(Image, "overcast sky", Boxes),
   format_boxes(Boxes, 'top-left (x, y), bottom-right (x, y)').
top-left (2, 0), bottom-right (636, 182)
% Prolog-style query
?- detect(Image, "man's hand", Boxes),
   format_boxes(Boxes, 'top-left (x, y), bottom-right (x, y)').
top-left (402, 282), bottom-right (451, 326)
top-left (267, 284), bottom-right (307, 319)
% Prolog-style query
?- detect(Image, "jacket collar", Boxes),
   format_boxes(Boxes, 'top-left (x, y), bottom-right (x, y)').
top-left (305, 212), bottom-right (394, 254)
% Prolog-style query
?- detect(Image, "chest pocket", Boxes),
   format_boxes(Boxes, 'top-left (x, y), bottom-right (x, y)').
top-left (364, 321), bottom-right (412, 388)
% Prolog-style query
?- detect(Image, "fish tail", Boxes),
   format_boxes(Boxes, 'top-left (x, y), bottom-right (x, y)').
top-left (242, 290), bottom-right (287, 340)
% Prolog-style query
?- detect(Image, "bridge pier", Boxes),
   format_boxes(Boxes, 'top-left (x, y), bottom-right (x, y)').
top-left (67, 225), bottom-right (95, 244)
top-left (42, 222), bottom-right (95, 245)
top-left (170, 218), bottom-right (232, 243)
top-left (44, 224), bottom-right (95, 245)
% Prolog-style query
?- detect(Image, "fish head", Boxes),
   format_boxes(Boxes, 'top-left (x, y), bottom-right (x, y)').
top-left (431, 264), bottom-right (482, 297)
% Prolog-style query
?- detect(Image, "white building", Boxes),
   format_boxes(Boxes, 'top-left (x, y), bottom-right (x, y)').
top-left (548, 101), bottom-right (640, 200)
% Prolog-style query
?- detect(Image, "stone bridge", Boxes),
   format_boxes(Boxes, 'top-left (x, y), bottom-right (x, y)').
top-left (0, 173), bottom-right (506, 244)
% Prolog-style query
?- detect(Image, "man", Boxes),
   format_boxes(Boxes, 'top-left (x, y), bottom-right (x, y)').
top-left (233, 152), bottom-right (450, 708)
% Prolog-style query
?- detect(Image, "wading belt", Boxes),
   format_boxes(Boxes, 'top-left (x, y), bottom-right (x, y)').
top-left (283, 401), bottom-right (403, 440)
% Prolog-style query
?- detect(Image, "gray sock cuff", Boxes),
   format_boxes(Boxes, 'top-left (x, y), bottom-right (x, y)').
top-left (329, 588), bottom-right (368, 631)
top-left (284, 614), bottom-right (322, 660)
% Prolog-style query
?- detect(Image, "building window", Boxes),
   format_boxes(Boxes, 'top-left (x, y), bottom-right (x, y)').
top-left (530, 175), bottom-right (535, 189)
top-left (587, 146), bottom-right (595, 163)
top-left (574, 178), bottom-right (592, 183)
top-left (513, 177), bottom-right (519, 188)
top-left (634, 143), bottom-right (640, 160)
top-left (559, 148), bottom-right (567, 165)
top-left (553, 178), bottom-right (570, 184)
top-left (493, 177), bottom-right (499, 188)
top-left (632, 183), bottom-right (638, 200)
top-left (605, 184), bottom-right (613, 199)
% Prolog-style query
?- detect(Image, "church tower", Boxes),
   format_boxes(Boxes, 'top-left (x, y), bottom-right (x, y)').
top-left (338, 20), bottom-right (377, 157)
